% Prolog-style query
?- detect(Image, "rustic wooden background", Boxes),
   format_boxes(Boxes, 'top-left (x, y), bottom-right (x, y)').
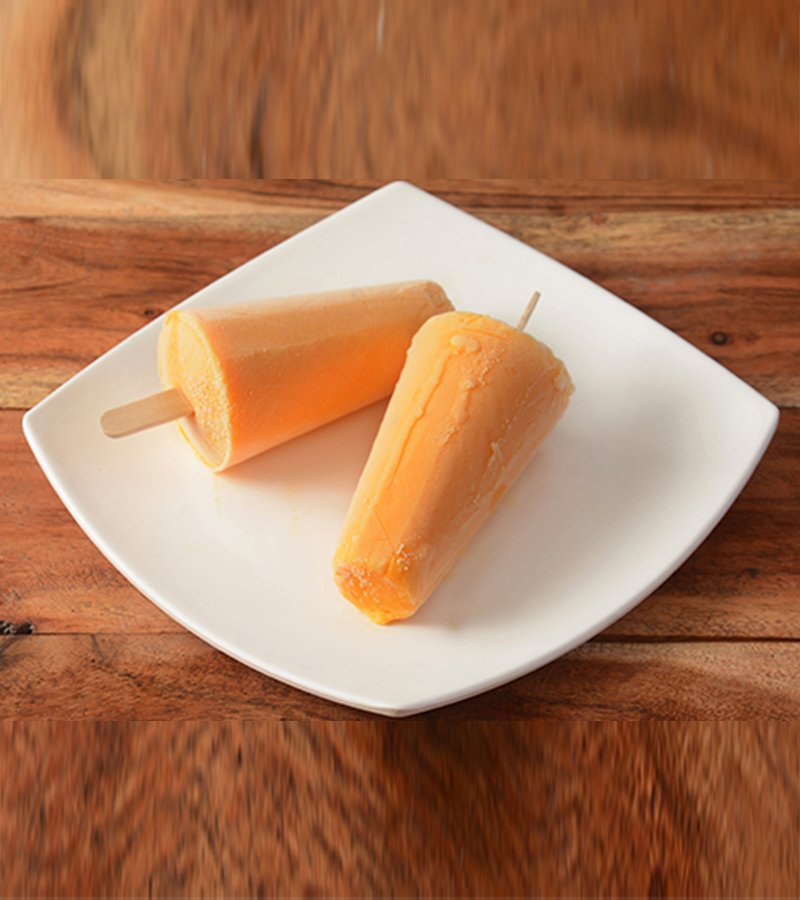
top-left (1, 0), bottom-right (798, 178)
top-left (2, 2), bottom-right (799, 894)
top-left (2, 722), bottom-right (798, 896)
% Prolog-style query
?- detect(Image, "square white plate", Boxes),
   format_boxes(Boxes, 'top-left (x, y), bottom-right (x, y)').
top-left (23, 182), bottom-right (779, 716)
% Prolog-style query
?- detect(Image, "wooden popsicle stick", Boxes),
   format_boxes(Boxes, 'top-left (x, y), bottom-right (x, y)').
top-left (516, 291), bottom-right (541, 331)
top-left (101, 388), bottom-right (194, 438)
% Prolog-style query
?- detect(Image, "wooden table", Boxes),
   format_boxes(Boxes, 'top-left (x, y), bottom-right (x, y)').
top-left (2, 721), bottom-right (798, 897)
top-left (3, 0), bottom-right (798, 180)
top-left (3, 179), bottom-right (799, 718)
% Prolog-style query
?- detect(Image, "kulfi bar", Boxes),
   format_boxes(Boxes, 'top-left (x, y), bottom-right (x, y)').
top-left (333, 310), bottom-right (574, 624)
top-left (156, 281), bottom-right (453, 471)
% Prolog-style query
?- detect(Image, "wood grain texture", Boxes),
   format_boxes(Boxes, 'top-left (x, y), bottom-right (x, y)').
top-left (3, 634), bottom-right (800, 719)
top-left (1, 722), bottom-right (798, 896)
top-left (2, 179), bottom-right (799, 719)
top-left (1, 0), bottom-right (798, 178)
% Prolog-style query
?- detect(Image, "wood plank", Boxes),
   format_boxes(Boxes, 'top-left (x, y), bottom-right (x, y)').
top-left (2, 180), bottom-right (800, 219)
top-left (0, 633), bottom-right (360, 719)
top-left (1, 633), bottom-right (799, 719)
top-left (2, 722), bottom-right (797, 896)
top-left (2, 1), bottom-right (798, 178)
top-left (3, 195), bottom-right (800, 407)
top-left (0, 722), bottom-right (798, 897)
top-left (3, 407), bottom-right (799, 638)
top-left (3, 180), bottom-right (798, 226)
top-left (420, 180), bottom-right (800, 211)
top-left (0, 179), bottom-right (346, 219)
top-left (439, 642), bottom-right (800, 719)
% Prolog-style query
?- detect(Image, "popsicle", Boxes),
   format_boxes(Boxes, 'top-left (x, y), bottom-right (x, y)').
top-left (101, 281), bottom-right (453, 471)
top-left (333, 296), bottom-right (573, 624)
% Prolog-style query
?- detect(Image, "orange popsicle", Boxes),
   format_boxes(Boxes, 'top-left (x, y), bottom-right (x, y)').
top-left (155, 281), bottom-right (453, 471)
top-left (333, 309), bottom-right (574, 624)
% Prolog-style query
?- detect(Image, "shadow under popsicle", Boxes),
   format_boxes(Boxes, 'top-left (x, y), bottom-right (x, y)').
top-left (197, 377), bottom-right (693, 639)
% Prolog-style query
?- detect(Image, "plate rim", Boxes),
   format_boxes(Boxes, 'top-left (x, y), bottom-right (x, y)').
top-left (22, 180), bottom-right (781, 716)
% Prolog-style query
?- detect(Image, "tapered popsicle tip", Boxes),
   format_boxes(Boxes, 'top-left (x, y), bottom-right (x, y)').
top-left (101, 387), bottom-right (193, 438)
top-left (516, 291), bottom-right (541, 331)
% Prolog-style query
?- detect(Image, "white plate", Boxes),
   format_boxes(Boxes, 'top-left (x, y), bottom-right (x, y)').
top-left (23, 182), bottom-right (779, 716)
